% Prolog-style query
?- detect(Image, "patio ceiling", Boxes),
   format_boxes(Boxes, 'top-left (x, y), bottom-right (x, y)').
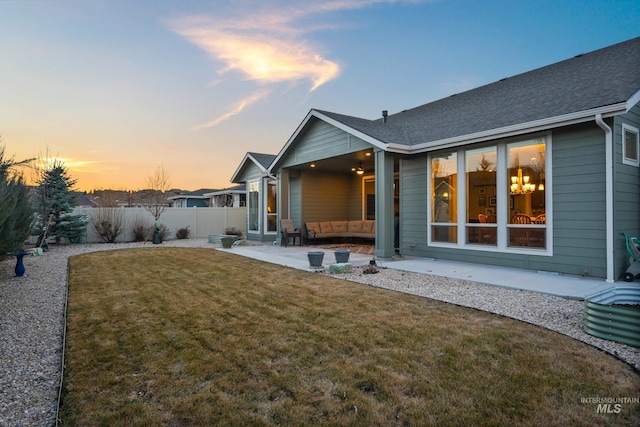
top-left (289, 150), bottom-right (376, 175)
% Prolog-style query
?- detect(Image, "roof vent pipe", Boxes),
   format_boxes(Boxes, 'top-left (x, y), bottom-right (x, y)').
top-left (382, 110), bottom-right (388, 123)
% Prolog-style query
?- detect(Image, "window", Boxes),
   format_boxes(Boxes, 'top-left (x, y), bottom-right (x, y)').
top-left (363, 177), bottom-right (375, 220)
top-left (623, 124), bottom-right (639, 167)
top-left (429, 135), bottom-right (549, 252)
top-left (431, 152), bottom-right (457, 243)
top-left (248, 180), bottom-right (260, 232)
top-left (265, 181), bottom-right (277, 233)
top-left (507, 139), bottom-right (546, 249)
top-left (466, 146), bottom-right (497, 245)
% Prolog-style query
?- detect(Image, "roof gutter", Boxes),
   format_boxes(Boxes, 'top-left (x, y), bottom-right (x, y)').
top-left (386, 103), bottom-right (628, 155)
top-left (595, 113), bottom-right (615, 283)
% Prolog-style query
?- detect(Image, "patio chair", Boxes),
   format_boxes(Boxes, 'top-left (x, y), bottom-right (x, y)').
top-left (280, 219), bottom-right (301, 247)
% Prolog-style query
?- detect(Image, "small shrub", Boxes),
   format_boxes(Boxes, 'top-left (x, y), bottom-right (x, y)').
top-left (91, 208), bottom-right (126, 243)
top-left (224, 227), bottom-right (243, 239)
top-left (176, 226), bottom-right (190, 239)
top-left (131, 217), bottom-right (151, 242)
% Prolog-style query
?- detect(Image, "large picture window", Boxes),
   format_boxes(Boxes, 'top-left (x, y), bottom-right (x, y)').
top-left (248, 180), bottom-right (260, 232)
top-left (507, 139), bottom-right (546, 249)
top-left (430, 135), bottom-right (549, 252)
top-left (266, 181), bottom-right (277, 233)
top-left (431, 152), bottom-right (457, 243)
top-left (466, 146), bottom-right (497, 245)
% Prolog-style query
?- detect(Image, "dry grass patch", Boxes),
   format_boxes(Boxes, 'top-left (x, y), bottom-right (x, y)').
top-left (60, 248), bottom-right (640, 426)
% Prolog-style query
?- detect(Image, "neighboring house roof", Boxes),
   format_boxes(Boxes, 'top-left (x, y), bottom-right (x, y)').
top-left (274, 36), bottom-right (640, 164)
top-left (231, 152), bottom-right (277, 183)
top-left (203, 184), bottom-right (246, 197)
top-left (249, 152), bottom-right (277, 169)
top-left (168, 189), bottom-right (219, 201)
top-left (72, 191), bottom-right (94, 208)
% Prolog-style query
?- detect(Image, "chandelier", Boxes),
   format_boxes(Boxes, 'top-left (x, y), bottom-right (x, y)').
top-left (510, 168), bottom-right (536, 195)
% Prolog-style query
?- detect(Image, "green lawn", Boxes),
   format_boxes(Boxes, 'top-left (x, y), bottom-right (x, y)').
top-left (59, 247), bottom-right (640, 426)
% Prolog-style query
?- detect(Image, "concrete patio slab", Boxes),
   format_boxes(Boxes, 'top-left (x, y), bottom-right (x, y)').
top-left (220, 243), bottom-right (630, 299)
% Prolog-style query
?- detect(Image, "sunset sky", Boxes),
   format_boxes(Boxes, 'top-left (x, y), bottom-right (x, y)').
top-left (1, 0), bottom-right (639, 192)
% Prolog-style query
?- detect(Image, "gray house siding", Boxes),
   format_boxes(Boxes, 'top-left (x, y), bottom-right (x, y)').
top-left (398, 124), bottom-right (611, 277)
top-left (549, 123), bottom-right (606, 277)
top-left (279, 119), bottom-right (372, 168)
top-left (399, 156), bottom-right (428, 254)
top-left (289, 174), bottom-right (302, 228)
top-left (614, 104), bottom-right (640, 278)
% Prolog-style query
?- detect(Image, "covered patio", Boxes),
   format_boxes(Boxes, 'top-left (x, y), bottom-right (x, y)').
top-left (268, 110), bottom-right (403, 258)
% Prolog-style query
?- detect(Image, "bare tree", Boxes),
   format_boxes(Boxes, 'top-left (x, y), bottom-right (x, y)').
top-left (143, 166), bottom-right (172, 222)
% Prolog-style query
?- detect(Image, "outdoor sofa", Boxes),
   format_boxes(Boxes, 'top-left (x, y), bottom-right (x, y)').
top-left (304, 220), bottom-right (375, 243)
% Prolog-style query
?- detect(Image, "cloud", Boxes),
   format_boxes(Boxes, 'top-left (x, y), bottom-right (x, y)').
top-left (35, 157), bottom-right (104, 174)
top-left (169, 1), bottom-right (421, 128)
top-left (170, 16), bottom-right (340, 91)
top-left (169, 1), bottom-right (418, 88)
top-left (192, 90), bottom-right (271, 130)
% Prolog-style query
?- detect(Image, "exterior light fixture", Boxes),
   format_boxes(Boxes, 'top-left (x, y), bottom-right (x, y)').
top-left (310, 163), bottom-right (316, 168)
top-left (356, 163), bottom-right (365, 175)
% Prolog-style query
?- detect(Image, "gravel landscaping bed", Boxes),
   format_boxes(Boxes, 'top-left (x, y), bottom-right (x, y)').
top-left (1, 239), bottom-right (638, 426)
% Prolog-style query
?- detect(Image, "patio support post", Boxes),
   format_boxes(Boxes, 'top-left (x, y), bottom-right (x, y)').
top-left (277, 169), bottom-right (290, 245)
top-left (374, 150), bottom-right (395, 258)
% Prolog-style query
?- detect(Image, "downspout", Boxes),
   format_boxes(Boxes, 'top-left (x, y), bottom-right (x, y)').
top-left (595, 114), bottom-right (615, 283)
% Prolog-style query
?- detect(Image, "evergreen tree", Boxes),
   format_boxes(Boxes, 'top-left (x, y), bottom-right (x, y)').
top-left (34, 160), bottom-right (87, 243)
top-left (0, 144), bottom-right (34, 257)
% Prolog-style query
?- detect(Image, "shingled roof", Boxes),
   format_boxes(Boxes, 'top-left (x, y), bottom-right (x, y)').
top-left (316, 36), bottom-right (640, 151)
top-left (248, 152), bottom-right (277, 169)
top-left (231, 152), bottom-right (277, 183)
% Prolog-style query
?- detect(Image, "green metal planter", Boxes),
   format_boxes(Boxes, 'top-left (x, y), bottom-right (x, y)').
top-left (583, 286), bottom-right (640, 348)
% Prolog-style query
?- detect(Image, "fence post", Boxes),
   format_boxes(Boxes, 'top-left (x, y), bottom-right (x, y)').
top-left (193, 206), bottom-right (197, 237)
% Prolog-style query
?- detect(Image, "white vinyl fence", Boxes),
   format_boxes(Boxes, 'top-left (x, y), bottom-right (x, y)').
top-left (73, 207), bottom-right (247, 243)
